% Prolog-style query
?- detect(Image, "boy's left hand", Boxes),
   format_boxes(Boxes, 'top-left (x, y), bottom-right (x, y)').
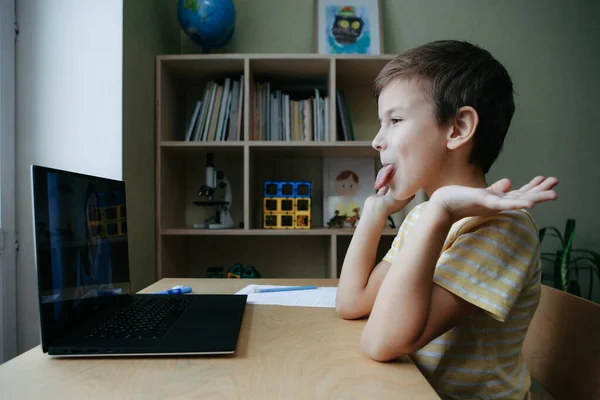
top-left (431, 176), bottom-right (559, 223)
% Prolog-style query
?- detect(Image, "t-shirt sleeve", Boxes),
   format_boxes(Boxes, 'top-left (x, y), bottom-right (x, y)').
top-left (382, 204), bottom-right (424, 264)
top-left (433, 211), bottom-right (539, 322)
top-left (383, 230), bottom-right (403, 264)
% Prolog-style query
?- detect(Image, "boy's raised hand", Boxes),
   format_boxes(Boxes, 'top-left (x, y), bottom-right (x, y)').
top-left (365, 185), bottom-right (415, 217)
top-left (431, 176), bottom-right (559, 223)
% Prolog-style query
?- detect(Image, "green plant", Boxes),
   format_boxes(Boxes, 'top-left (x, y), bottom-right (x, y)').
top-left (539, 218), bottom-right (600, 300)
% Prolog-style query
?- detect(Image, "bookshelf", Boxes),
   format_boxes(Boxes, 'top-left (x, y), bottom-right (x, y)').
top-left (156, 53), bottom-right (422, 280)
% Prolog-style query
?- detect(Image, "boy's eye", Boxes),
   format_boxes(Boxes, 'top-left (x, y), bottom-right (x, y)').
top-left (391, 118), bottom-right (403, 125)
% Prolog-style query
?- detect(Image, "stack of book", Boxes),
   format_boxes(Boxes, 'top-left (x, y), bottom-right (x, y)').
top-left (252, 82), bottom-right (329, 142)
top-left (184, 75), bottom-right (244, 141)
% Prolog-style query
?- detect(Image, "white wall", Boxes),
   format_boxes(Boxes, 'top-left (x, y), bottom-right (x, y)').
top-left (15, 0), bottom-right (123, 353)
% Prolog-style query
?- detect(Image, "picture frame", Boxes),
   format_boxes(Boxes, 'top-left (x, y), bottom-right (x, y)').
top-left (315, 0), bottom-right (383, 55)
top-left (322, 157), bottom-right (376, 229)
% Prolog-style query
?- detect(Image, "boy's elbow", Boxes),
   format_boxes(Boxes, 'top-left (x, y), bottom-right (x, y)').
top-left (336, 304), bottom-right (360, 320)
top-left (335, 299), bottom-right (367, 320)
top-left (359, 330), bottom-right (414, 362)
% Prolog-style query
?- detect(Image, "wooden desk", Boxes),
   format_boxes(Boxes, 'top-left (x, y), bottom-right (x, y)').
top-left (0, 278), bottom-right (439, 399)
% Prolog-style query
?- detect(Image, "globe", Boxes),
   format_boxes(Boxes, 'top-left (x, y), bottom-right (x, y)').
top-left (178, 0), bottom-right (236, 53)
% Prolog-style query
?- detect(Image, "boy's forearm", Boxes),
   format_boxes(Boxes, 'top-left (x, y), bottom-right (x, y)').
top-left (361, 200), bottom-right (453, 357)
top-left (336, 203), bottom-right (389, 318)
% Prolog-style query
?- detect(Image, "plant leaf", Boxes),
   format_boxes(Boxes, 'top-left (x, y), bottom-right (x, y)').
top-left (538, 227), bottom-right (564, 247)
top-left (560, 220), bottom-right (576, 291)
top-left (564, 219), bottom-right (576, 244)
top-left (571, 249), bottom-right (600, 261)
top-left (566, 256), bottom-right (597, 266)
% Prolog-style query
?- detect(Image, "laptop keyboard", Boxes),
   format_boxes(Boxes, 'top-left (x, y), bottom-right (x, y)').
top-left (86, 296), bottom-right (193, 340)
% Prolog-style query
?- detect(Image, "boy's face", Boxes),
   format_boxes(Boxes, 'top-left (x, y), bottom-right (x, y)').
top-left (372, 78), bottom-right (449, 200)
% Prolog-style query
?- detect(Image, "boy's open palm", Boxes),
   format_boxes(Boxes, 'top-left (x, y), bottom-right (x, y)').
top-left (433, 176), bottom-right (559, 222)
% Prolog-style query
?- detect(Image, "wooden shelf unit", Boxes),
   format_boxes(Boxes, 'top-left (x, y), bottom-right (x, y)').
top-left (156, 53), bottom-right (408, 280)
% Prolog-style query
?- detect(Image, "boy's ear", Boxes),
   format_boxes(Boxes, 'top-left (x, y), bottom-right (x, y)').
top-left (446, 106), bottom-right (479, 150)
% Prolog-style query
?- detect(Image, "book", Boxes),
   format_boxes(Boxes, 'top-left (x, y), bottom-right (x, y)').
top-left (185, 75), bottom-right (245, 142)
top-left (253, 82), bottom-right (328, 141)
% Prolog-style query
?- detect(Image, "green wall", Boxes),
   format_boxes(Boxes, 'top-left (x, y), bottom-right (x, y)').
top-left (122, 0), bottom-right (180, 291)
top-left (125, 0), bottom-right (600, 300)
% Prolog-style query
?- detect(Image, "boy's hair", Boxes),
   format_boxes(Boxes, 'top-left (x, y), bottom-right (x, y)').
top-left (373, 40), bottom-right (515, 174)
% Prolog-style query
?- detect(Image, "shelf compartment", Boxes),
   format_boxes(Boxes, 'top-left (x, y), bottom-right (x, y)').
top-left (158, 55), bottom-right (246, 82)
top-left (335, 57), bottom-right (394, 142)
top-left (248, 57), bottom-right (334, 142)
top-left (185, 235), bottom-right (331, 278)
top-left (336, 56), bottom-right (395, 87)
top-left (159, 148), bottom-right (244, 230)
top-left (249, 152), bottom-right (324, 230)
top-left (157, 56), bottom-right (246, 142)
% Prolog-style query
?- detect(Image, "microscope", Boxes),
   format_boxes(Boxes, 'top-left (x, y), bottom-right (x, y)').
top-left (193, 153), bottom-right (235, 229)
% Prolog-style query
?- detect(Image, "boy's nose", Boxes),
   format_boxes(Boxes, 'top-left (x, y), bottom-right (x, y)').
top-left (372, 130), bottom-right (386, 152)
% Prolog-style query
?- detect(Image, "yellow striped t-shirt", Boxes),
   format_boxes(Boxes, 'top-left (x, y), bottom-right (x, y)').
top-left (383, 202), bottom-right (541, 400)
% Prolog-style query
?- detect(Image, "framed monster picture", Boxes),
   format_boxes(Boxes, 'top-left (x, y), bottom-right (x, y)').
top-left (315, 0), bottom-right (383, 55)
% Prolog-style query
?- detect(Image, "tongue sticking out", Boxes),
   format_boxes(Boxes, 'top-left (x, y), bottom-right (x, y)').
top-left (375, 164), bottom-right (395, 191)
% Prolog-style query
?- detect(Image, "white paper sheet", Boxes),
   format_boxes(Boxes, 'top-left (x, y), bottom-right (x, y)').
top-left (235, 285), bottom-right (337, 308)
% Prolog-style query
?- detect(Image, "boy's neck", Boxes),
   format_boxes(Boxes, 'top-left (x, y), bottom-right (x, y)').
top-left (424, 164), bottom-right (488, 198)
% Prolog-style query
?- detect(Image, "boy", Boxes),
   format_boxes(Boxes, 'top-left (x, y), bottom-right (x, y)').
top-left (336, 40), bottom-right (559, 399)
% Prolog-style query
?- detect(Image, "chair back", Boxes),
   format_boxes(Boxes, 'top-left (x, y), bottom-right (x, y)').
top-left (523, 285), bottom-right (600, 399)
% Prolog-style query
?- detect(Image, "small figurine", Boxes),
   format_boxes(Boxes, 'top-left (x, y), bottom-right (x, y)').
top-left (327, 210), bottom-right (347, 228)
top-left (345, 207), bottom-right (360, 228)
top-left (242, 265), bottom-right (261, 278)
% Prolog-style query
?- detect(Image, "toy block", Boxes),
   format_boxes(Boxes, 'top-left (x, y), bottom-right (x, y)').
top-left (264, 180), bottom-right (312, 198)
top-left (280, 181), bottom-right (295, 198)
top-left (263, 212), bottom-right (295, 229)
top-left (295, 181), bottom-right (311, 198)
top-left (263, 213), bottom-right (279, 228)
top-left (280, 213), bottom-right (295, 228)
top-left (242, 265), bottom-right (262, 278)
top-left (295, 212), bottom-right (311, 229)
top-left (263, 197), bottom-right (296, 213)
top-left (227, 263), bottom-right (243, 279)
top-left (280, 198), bottom-right (295, 212)
top-left (295, 198), bottom-right (311, 212)
top-left (263, 180), bottom-right (295, 198)
top-left (264, 197), bottom-right (279, 212)
top-left (264, 181), bottom-right (281, 198)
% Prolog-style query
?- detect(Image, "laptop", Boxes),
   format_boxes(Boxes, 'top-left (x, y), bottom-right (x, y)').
top-left (30, 165), bottom-right (247, 357)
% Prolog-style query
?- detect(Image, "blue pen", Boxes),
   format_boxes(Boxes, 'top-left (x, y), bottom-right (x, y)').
top-left (153, 285), bottom-right (193, 295)
top-left (253, 285), bottom-right (317, 293)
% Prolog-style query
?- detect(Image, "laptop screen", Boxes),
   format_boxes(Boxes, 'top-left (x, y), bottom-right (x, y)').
top-left (31, 166), bottom-right (132, 345)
